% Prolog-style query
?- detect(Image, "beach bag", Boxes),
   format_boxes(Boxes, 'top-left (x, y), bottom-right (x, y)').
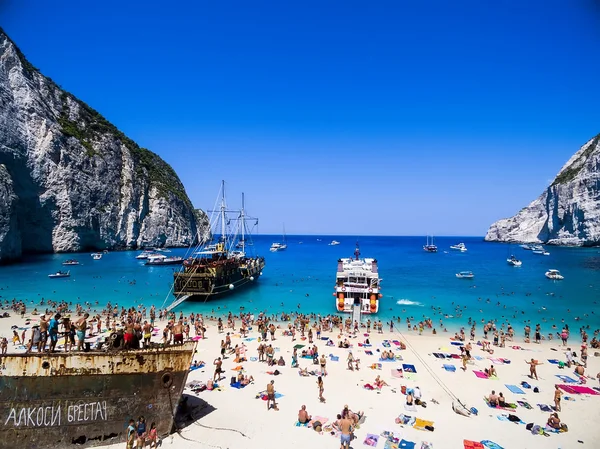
top-left (508, 414), bottom-right (520, 422)
top-left (533, 387), bottom-right (539, 393)
top-left (526, 423), bottom-right (534, 431)
top-left (230, 376), bottom-right (236, 385)
top-left (312, 420), bottom-right (322, 432)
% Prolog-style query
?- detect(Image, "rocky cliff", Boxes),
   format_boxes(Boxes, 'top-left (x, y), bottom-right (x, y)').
top-left (0, 28), bottom-right (206, 262)
top-left (485, 134), bottom-right (600, 246)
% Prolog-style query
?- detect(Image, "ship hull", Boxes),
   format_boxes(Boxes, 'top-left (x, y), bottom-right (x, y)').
top-left (0, 342), bottom-right (195, 449)
top-left (173, 258), bottom-right (265, 300)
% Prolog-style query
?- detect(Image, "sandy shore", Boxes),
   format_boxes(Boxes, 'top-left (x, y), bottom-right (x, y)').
top-left (2, 311), bottom-right (599, 449)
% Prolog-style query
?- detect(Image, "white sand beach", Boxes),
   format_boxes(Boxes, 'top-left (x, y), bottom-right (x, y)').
top-left (2, 312), bottom-right (599, 449)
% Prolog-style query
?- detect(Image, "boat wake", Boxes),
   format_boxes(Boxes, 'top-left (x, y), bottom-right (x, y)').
top-left (396, 299), bottom-right (423, 306)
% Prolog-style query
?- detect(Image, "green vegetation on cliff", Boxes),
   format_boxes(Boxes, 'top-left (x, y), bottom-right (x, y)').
top-left (552, 133), bottom-right (600, 186)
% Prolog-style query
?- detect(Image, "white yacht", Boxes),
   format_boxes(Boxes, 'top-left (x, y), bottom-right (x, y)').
top-left (456, 271), bottom-right (474, 279)
top-left (91, 253), bottom-right (102, 260)
top-left (48, 270), bottom-right (70, 279)
top-left (136, 251), bottom-right (156, 260)
top-left (545, 269), bottom-right (564, 280)
top-left (507, 255), bottom-right (522, 267)
top-left (329, 240), bottom-right (341, 246)
top-left (450, 242), bottom-right (467, 252)
top-left (270, 225), bottom-right (288, 252)
top-left (334, 243), bottom-right (381, 315)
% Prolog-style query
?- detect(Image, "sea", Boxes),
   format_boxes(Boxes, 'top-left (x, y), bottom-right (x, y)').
top-left (1, 236), bottom-right (599, 337)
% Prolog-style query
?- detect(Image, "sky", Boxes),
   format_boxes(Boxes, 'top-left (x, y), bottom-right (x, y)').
top-left (2, 1), bottom-right (599, 236)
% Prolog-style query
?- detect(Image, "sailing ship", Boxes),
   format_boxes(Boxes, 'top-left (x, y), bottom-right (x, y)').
top-left (270, 224), bottom-right (288, 252)
top-left (334, 243), bottom-right (381, 315)
top-left (423, 236), bottom-right (438, 252)
top-left (0, 341), bottom-right (196, 449)
top-left (172, 181), bottom-right (265, 300)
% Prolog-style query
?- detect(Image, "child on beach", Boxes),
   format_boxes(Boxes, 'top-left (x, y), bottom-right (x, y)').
top-left (147, 422), bottom-right (158, 448)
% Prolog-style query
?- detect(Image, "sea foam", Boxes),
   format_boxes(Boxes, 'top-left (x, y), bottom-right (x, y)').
top-left (396, 299), bottom-right (423, 306)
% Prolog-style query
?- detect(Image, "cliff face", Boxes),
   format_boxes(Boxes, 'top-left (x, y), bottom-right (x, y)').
top-left (0, 28), bottom-right (204, 261)
top-left (485, 134), bottom-right (600, 246)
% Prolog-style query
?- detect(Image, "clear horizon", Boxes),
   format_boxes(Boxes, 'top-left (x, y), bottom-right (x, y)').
top-left (3, 1), bottom-right (599, 235)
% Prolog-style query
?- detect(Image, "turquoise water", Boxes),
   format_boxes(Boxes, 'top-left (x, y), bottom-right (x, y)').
top-left (1, 236), bottom-right (599, 336)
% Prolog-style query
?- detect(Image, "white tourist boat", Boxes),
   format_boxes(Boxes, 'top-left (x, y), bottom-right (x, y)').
top-left (507, 255), bottom-right (522, 267)
top-left (423, 235), bottom-right (437, 252)
top-left (145, 254), bottom-right (184, 266)
top-left (91, 253), bottom-right (102, 260)
top-left (334, 243), bottom-right (381, 315)
top-left (450, 242), bottom-right (467, 252)
top-left (521, 244), bottom-right (533, 250)
top-left (455, 271), bottom-right (474, 279)
top-left (545, 269), bottom-right (564, 280)
top-left (48, 270), bottom-right (70, 279)
top-left (136, 250), bottom-right (157, 260)
top-left (329, 240), bottom-right (341, 246)
top-left (270, 224), bottom-right (288, 252)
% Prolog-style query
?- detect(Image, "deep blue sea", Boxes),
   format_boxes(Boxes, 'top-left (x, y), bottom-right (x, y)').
top-left (1, 236), bottom-right (599, 336)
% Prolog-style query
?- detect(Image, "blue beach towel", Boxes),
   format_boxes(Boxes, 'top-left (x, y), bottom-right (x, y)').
top-left (329, 355), bottom-right (339, 362)
top-left (379, 358), bottom-right (396, 362)
top-left (556, 375), bottom-right (578, 383)
top-left (537, 404), bottom-right (553, 412)
top-left (481, 440), bottom-right (505, 449)
top-left (399, 439), bottom-right (416, 449)
top-left (402, 364), bottom-right (417, 373)
top-left (450, 341), bottom-right (464, 346)
top-left (548, 359), bottom-right (560, 365)
top-left (505, 384), bottom-right (525, 394)
top-left (443, 364), bottom-right (456, 372)
top-left (231, 382), bottom-right (245, 389)
top-left (520, 381), bottom-right (531, 389)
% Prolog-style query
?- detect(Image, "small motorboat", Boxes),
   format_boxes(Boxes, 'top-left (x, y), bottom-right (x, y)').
top-left (545, 269), bottom-right (564, 280)
top-left (329, 240), bottom-right (341, 246)
top-left (145, 255), bottom-right (184, 266)
top-left (91, 253), bottom-right (102, 260)
top-left (48, 270), bottom-right (70, 279)
top-left (456, 271), bottom-right (474, 279)
top-left (450, 242), bottom-right (467, 252)
top-left (507, 255), bottom-right (522, 267)
top-left (62, 259), bottom-right (79, 266)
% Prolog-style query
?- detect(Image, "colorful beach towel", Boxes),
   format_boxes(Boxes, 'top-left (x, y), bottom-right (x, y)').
top-left (402, 364), bottom-right (417, 373)
top-left (399, 440), bottom-right (416, 449)
top-left (473, 370), bottom-right (489, 379)
top-left (365, 350), bottom-right (374, 355)
top-left (505, 385), bottom-right (525, 394)
top-left (364, 434), bottom-right (380, 446)
top-left (463, 441), bottom-right (484, 449)
top-left (413, 418), bottom-right (434, 431)
top-left (567, 385), bottom-right (600, 395)
top-left (548, 359), bottom-right (560, 364)
top-left (516, 400), bottom-right (532, 409)
top-left (537, 404), bottom-right (553, 412)
top-left (443, 364), bottom-right (456, 372)
top-left (382, 341), bottom-right (391, 348)
top-left (432, 352), bottom-right (447, 359)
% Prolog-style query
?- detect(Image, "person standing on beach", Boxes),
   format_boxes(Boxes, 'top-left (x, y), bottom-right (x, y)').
top-left (526, 358), bottom-right (543, 380)
top-left (339, 414), bottom-right (353, 449)
top-left (266, 380), bottom-right (278, 411)
top-left (126, 419), bottom-right (136, 449)
top-left (213, 357), bottom-right (223, 382)
top-left (75, 313), bottom-right (89, 351)
top-left (347, 351), bottom-right (354, 370)
top-left (48, 313), bottom-right (61, 352)
top-left (317, 375), bottom-right (325, 403)
top-left (554, 385), bottom-right (563, 411)
top-left (320, 354), bottom-right (327, 376)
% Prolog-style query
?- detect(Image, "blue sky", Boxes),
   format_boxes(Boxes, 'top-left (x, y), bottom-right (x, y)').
top-left (3, 1), bottom-right (599, 236)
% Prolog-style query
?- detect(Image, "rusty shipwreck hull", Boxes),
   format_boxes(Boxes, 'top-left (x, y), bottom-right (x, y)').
top-left (0, 342), bottom-right (196, 449)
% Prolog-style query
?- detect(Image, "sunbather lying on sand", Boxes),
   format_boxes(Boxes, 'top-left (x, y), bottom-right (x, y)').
top-left (374, 375), bottom-right (389, 389)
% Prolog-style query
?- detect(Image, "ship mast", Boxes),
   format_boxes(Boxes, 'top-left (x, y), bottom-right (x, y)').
top-left (240, 192), bottom-right (246, 255)
top-left (220, 180), bottom-right (227, 250)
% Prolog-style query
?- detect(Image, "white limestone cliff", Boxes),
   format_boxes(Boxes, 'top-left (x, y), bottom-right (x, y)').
top-left (0, 28), bottom-right (207, 261)
top-left (485, 134), bottom-right (600, 246)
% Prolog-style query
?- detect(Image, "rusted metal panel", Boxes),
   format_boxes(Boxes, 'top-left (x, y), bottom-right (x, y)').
top-left (0, 342), bottom-right (195, 448)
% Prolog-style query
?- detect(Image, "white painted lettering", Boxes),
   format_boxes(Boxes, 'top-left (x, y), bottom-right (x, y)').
top-left (51, 406), bottom-right (60, 426)
top-left (17, 408), bottom-right (26, 426)
top-left (4, 408), bottom-right (16, 426)
top-left (44, 407), bottom-right (51, 426)
top-left (27, 408), bottom-right (35, 426)
top-left (36, 407), bottom-right (43, 426)
top-left (77, 404), bottom-right (83, 422)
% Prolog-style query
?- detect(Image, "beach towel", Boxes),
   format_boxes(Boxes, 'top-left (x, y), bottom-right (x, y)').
top-left (413, 418), bottom-right (434, 431)
top-left (308, 416), bottom-right (328, 428)
top-left (443, 364), bottom-right (456, 372)
top-left (396, 414), bottom-right (415, 425)
top-left (556, 375), bottom-right (578, 383)
top-left (380, 358), bottom-right (396, 362)
top-left (399, 440), bottom-right (415, 449)
top-left (230, 382), bottom-right (246, 389)
top-left (293, 344), bottom-right (305, 349)
top-left (250, 357), bottom-right (258, 362)
top-left (481, 440), bottom-right (504, 449)
top-left (365, 350), bottom-right (374, 355)
top-left (537, 404), bottom-right (552, 412)
top-left (392, 340), bottom-right (401, 346)
top-left (391, 369), bottom-right (403, 379)
top-left (451, 341), bottom-right (464, 346)
top-left (232, 365), bottom-right (244, 371)
top-left (402, 364), bottom-right (416, 373)
top-left (404, 404), bottom-right (417, 412)
top-left (295, 421), bottom-right (309, 427)
top-left (370, 363), bottom-right (383, 370)
top-left (548, 359), bottom-right (560, 364)
top-left (496, 415), bottom-right (525, 424)
top-left (516, 400), bottom-right (532, 409)
top-left (463, 441), bottom-right (484, 449)
top-left (473, 370), bottom-right (489, 379)
top-left (329, 355), bottom-right (339, 362)
top-left (558, 384), bottom-right (577, 394)
top-left (382, 341), bottom-right (391, 348)
top-left (505, 385), bottom-right (525, 394)
top-left (432, 353), bottom-right (446, 359)
top-left (260, 392), bottom-right (283, 400)
top-left (364, 434), bottom-right (380, 446)
top-left (489, 358), bottom-right (505, 365)
top-left (568, 385), bottom-right (600, 395)
top-left (474, 355), bottom-right (484, 361)
top-left (450, 354), bottom-right (461, 359)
